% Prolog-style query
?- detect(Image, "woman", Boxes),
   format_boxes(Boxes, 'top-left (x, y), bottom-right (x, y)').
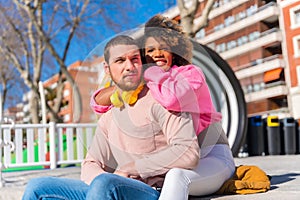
top-left (90, 14), bottom-right (235, 199)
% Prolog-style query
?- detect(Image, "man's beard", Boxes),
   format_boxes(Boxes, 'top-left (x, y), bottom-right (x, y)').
top-left (112, 76), bottom-right (142, 91)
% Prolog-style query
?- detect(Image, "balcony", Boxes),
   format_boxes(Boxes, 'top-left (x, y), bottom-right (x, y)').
top-left (245, 84), bottom-right (288, 103)
top-left (219, 28), bottom-right (282, 60)
top-left (248, 107), bottom-right (290, 119)
top-left (197, 2), bottom-right (279, 44)
top-left (164, 0), bottom-right (248, 24)
top-left (207, 0), bottom-right (249, 19)
top-left (235, 55), bottom-right (285, 79)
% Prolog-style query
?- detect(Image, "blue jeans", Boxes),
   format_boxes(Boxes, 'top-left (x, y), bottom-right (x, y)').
top-left (22, 173), bottom-right (160, 200)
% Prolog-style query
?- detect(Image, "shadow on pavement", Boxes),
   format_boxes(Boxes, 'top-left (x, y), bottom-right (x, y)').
top-left (269, 172), bottom-right (300, 190)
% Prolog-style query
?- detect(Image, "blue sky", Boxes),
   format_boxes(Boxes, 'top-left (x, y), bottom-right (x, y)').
top-left (64, 0), bottom-right (177, 67)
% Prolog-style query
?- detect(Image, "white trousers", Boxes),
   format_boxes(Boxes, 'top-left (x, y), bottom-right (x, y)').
top-left (158, 144), bottom-right (235, 200)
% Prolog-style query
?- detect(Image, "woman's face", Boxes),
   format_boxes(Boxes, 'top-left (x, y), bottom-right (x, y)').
top-left (144, 37), bottom-right (173, 71)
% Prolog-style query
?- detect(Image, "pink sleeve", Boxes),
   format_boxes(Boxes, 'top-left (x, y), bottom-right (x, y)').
top-left (81, 153), bottom-right (106, 185)
top-left (90, 88), bottom-right (113, 114)
top-left (144, 65), bottom-right (204, 113)
top-left (81, 118), bottom-right (116, 184)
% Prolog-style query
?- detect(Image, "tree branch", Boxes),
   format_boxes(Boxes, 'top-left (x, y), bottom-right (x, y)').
top-left (177, 0), bottom-right (214, 37)
top-left (192, 0), bottom-right (214, 34)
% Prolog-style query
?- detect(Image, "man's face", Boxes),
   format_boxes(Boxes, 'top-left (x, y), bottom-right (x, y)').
top-left (106, 44), bottom-right (143, 91)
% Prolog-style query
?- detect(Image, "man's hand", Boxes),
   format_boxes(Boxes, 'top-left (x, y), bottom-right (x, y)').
top-left (114, 162), bottom-right (143, 181)
top-left (113, 169), bottom-right (142, 180)
top-left (113, 169), bottom-right (130, 177)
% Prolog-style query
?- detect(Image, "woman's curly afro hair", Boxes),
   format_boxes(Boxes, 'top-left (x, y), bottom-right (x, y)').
top-left (141, 14), bottom-right (193, 66)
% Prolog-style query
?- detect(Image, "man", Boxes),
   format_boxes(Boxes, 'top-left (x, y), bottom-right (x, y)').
top-left (22, 35), bottom-right (199, 200)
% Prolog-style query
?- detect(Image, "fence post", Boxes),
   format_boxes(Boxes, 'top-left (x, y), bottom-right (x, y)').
top-left (0, 130), bottom-right (3, 188)
top-left (49, 122), bottom-right (57, 169)
top-left (0, 96), bottom-right (2, 187)
top-left (0, 119), bottom-right (15, 187)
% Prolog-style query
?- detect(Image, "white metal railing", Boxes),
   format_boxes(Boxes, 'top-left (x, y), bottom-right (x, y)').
top-left (0, 122), bottom-right (96, 186)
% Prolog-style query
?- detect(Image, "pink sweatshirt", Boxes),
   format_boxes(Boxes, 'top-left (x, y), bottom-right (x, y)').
top-left (82, 89), bottom-right (200, 187)
top-left (90, 65), bottom-right (222, 135)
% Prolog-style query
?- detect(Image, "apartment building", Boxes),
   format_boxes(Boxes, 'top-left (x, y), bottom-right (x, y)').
top-left (3, 103), bottom-right (23, 124)
top-left (279, 0), bottom-right (300, 121)
top-left (171, 0), bottom-right (300, 123)
top-left (43, 60), bottom-right (103, 123)
top-left (17, 60), bottom-right (102, 124)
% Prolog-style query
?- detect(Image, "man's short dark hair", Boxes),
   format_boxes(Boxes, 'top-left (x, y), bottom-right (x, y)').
top-left (104, 35), bottom-right (139, 63)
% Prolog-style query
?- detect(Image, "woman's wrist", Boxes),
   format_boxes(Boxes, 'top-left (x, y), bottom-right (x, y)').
top-left (94, 86), bottom-right (115, 106)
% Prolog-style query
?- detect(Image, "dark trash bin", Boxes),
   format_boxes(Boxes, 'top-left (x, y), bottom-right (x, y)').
top-left (267, 116), bottom-right (281, 155)
top-left (295, 120), bottom-right (300, 154)
top-left (282, 117), bottom-right (296, 155)
top-left (247, 116), bottom-right (265, 156)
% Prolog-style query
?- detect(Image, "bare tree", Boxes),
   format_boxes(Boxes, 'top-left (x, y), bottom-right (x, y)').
top-left (0, 0), bottom-right (129, 123)
top-left (177, 0), bottom-right (215, 37)
top-left (0, 60), bottom-right (16, 117)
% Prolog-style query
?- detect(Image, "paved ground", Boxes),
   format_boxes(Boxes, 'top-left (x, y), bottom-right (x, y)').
top-left (1, 155), bottom-right (300, 200)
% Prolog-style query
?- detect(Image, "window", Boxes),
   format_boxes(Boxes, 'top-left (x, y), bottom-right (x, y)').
top-left (64, 114), bottom-right (70, 122)
top-left (297, 66), bottom-right (300, 86)
top-left (195, 29), bottom-right (205, 39)
top-left (225, 15), bottom-right (235, 27)
top-left (248, 31), bottom-right (261, 41)
top-left (207, 43), bottom-right (215, 51)
top-left (292, 35), bottom-right (300, 57)
top-left (63, 90), bottom-right (70, 97)
top-left (246, 5), bottom-right (258, 17)
top-left (290, 5), bottom-right (300, 29)
top-left (227, 40), bottom-right (237, 50)
top-left (296, 11), bottom-right (300, 24)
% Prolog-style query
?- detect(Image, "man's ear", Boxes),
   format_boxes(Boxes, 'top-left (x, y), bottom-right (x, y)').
top-left (104, 62), bottom-right (110, 75)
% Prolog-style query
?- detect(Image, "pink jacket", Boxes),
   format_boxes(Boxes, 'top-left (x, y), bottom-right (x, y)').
top-left (90, 65), bottom-right (222, 135)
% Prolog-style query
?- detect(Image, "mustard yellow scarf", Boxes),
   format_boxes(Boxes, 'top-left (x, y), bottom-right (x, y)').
top-left (110, 83), bottom-right (144, 108)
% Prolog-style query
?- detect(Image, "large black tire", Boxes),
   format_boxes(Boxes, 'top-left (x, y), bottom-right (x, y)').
top-left (192, 41), bottom-right (248, 157)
